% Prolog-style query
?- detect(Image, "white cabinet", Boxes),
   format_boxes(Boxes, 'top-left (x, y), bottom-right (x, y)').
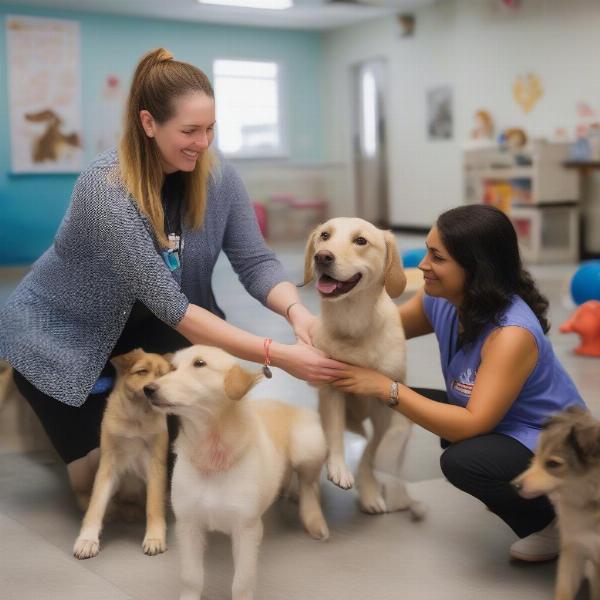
top-left (464, 141), bottom-right (580, 263)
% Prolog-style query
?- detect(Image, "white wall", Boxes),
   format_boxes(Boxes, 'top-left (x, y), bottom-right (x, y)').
top-left (322, 0), bottom-right (600, 227)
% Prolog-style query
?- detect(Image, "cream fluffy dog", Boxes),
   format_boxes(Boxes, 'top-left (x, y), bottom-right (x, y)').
top-left (145, 345), bottom-right (329, 600)
top-left (304, 217), bottom-right (422, 516)
top-left (73, 349), bottom-right (171, 559)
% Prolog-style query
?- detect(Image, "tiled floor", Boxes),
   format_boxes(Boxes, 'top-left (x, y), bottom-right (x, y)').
top-left (0, 236), bottom-right (596, 599)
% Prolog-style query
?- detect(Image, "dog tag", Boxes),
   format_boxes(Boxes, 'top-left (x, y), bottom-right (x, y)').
top-left (262, 365), bottom-right (272, 379)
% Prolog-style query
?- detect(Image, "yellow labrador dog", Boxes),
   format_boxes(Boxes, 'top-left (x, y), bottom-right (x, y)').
top-left (73, 349), bottom-right (171, 559)
top-left (304, 217), bottom-right (422, 516)
top-left (145, 345), bottom-right (329, 600)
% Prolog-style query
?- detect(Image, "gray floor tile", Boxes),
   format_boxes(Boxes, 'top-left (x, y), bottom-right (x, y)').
top-left (0, 511), bottom-right (132, 600)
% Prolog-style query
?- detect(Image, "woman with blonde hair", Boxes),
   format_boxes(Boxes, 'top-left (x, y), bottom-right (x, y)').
top-left (0, 48), bottom-right (342, 505)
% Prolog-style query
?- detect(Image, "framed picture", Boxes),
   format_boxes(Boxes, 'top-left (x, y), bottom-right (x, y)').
top-left (6, 15), bottom-right (82, 173)
top-left (426, 85), bottom-right (453, 140)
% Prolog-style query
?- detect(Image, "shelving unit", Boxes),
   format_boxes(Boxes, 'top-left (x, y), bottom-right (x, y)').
top-left (464, 141), bottom-right (580, 263)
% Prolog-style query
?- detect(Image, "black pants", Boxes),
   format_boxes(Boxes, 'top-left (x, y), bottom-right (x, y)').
top-left (413, 388), bottom-right (555, 538)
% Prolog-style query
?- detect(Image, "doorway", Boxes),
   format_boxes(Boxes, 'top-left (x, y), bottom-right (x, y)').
top-left (351, 58), bottom-right (389, 226)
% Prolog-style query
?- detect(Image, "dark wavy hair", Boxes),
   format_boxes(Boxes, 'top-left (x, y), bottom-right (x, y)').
top-left (436, 204), bottom-right (550, 344)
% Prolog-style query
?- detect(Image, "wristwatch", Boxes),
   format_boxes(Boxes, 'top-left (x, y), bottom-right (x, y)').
top-left (388, 381), bottom-right (399, 408)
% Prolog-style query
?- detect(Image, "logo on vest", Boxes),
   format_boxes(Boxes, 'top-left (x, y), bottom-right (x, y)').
top-left (451, 368), bottom-right (476, 397)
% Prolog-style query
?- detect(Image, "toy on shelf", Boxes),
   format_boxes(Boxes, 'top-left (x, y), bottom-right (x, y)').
top-left (483, 180), bottom-right (512, 213)
top-left (560, 300), bottom-right (600, 357)
top-left (569, 124), bottom-right (593, 162)
top-left (498, 128), bottom-right (528, 154)
top-left (570, 260), bottom-right (600, 305)
top-left (471, 110), bottom-right (494, 140)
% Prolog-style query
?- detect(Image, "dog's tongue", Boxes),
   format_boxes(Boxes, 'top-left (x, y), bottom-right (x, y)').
top-left (317, 275), bottom-right (338, 294)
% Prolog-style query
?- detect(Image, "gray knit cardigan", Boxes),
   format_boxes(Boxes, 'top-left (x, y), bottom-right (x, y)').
top-left (0, 149), bottom-right (287, 406)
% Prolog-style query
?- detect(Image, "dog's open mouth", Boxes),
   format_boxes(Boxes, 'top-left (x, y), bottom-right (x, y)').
top-left (317, 273), bottom-right (362, 297)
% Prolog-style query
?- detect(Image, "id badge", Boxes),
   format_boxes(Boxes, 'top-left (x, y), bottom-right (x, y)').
top-left (168, 233), bottom-right (180, 252)
top-left (162, 249), bottom-right (181, 271)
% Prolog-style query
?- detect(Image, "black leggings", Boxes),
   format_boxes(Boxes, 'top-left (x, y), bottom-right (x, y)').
top-left (13, 369), bottom-right (110, 464)
top-left (413, 388), bottom-right (555, 538)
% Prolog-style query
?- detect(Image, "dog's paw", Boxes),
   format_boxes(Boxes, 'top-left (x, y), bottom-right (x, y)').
top-left (142, 535), bottom-right (167, 556)
top-left (359, 490), bottom-right (387, 514)
top-left (73, 537), bottom-right (100, 560)
top-left (305, 516), bottom-right (330, 541)
top-left (327, 462), bottom-right (354, 490)
top-left (382, 480), bottom-right (426, 520)
top-left (408, 501), bottom-right (427, 521)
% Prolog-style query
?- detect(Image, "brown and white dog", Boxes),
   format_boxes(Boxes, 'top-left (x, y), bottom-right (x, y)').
top-left (304, 217), bottom-right (423, 516)
top-left (513, 406), bottom-right (600, 600)
top-left (145, 345), bottom-right (329, 600)
top-left (73, 349), bottom-right (171, 559)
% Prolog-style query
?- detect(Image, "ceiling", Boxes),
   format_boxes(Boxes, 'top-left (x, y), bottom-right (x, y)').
top-left (9, 0), bottom-right (439, 31)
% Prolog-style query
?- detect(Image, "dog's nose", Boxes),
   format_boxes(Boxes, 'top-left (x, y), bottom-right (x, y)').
top-left (143, 384), bottom-right (157, 398)
top-left (314, 250), bottom-right (334, 266)
top-left (511, 479), bottom-right (522, 492)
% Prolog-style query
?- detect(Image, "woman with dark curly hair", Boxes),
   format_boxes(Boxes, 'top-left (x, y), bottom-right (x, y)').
top-left (331, 204), bottom-right (586, 562)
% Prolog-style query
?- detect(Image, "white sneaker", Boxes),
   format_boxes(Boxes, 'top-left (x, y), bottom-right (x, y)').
top-left (509, 519), bottom-right (559, 562)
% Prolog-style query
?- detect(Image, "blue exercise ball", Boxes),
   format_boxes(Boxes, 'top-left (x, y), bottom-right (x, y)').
top-left (402, 248), bottom-right (427, 268)
top-left (571, 261), bottom-right (600, 305)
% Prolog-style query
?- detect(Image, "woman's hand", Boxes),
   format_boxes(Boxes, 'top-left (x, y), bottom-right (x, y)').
top-left (287, 303), bottom-right (318, 345)
top-left (271, 341), bottom-right (346, 385)
top-left (331, 365), bottom-right (391, 400)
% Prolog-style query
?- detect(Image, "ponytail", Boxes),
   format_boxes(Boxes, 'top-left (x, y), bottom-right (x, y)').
top-left (118, 48), bottom-right (215, 247)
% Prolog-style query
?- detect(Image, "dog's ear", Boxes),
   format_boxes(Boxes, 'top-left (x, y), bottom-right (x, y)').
top-left (567, 416), bottom-right (600, 464)
top-left (111, 348), bottom-right (145, 374)
top-left (224, 364), bottom-right (262, 401)
top-left (543, 405), bottom-right (588, 430)
top-left (301, 226), bottom-right (320, 286)
top-left (383, 231), bottom-right (407, 298)
top-left (162, 353), bottom-right (177, 371)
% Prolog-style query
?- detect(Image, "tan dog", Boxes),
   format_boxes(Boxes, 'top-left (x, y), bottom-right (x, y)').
top-left (304, 217), bottom-right (422, 516)
top-left (73, 349), bottom-right (171, 560)
top-left (513, 406), bottom-right (600, 600)
top-left (145, 345), bottom-right (329, 600)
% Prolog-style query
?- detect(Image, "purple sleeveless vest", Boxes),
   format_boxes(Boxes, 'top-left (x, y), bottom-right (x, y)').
top-left (423, 294), bottom-right (585, 451)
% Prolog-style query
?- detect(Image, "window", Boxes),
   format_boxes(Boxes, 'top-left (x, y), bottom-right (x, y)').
top-left (213, 59), bottom-right (286, 158)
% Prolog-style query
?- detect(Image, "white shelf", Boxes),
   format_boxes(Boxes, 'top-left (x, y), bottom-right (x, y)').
top-left (463, 141), bottom-right (581, 263)
top-left (464, 141), bottom-right (579, 205)
top-left (476, 167), bottom-right (534, 179)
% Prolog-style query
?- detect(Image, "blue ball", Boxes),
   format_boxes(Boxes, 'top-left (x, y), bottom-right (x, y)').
top-left (571, 261), bottom-right (600, 305)
top-left (402, 248), bottom-right (427, 268)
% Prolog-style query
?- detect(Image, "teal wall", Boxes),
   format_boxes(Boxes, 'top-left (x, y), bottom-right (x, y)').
top-left (0, 5), bottom-right (323, 264)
